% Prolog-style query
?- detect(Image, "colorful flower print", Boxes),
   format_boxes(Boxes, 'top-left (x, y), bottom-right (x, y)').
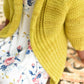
top-left (0, 0), bottom-right (49, 83)
top-left (17, 45), bottom-right (23, 53)
top-left (32, 63), bottom-right (35, 68)
top-left (28, 46), bottom-right (32, 50)
top-left (29, 70), bottom-right (35, 75)
top-left (6, 51), bottom-right (10, 56)
top-left (26, 50), bottom-right (30, 54)
top-left (4, 57), bottom-right (15, 66)
top-left (36, 73), bottom-right (41, 79)
top-left (15, 57), bottom-right (21, 62)
top-left (0, 65), bottom-right (7, 71)
top-left (28, 40), bottom-right (32, 50)
top-left (27, 0), bottom-right (34, 6)
top-left (32, 78), bottom-right (39, 84)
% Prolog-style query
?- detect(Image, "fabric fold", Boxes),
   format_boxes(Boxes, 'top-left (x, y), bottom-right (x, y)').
top-left (30, 0), bottom-right (68, 83)
top-left (0, 0), bottom-right (23, 38)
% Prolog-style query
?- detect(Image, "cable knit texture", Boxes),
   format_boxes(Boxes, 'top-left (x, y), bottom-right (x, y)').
top-left (1, 0), bottom-right (84, 84)
top-left (0, 0), bottom-right (23, 38)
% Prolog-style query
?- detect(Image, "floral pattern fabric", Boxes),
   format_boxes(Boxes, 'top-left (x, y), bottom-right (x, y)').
top-left (0, 0), bottom-right (49, 84)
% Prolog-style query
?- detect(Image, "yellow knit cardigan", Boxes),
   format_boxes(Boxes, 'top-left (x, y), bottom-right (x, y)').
top-left (1, 0), bottom-right (84, 84)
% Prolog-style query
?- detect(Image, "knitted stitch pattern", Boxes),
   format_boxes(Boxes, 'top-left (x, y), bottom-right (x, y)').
top-left (0, 0), bottom-right (23, 38)
top-left (2, 0), bottom-right (84, 84)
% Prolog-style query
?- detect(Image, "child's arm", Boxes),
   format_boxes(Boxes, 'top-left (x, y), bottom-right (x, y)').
top-left (64, 0), bottom-right (84, 62)
top-left (76, 50), bottom-right (84, 63)
top-left (0, 19), bottom-right (9, 30)
top-left (5, 19), bottom-right (9, 26)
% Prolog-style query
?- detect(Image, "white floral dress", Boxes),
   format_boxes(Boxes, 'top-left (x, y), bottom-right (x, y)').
top-left (0, 0), bottom-right (49, 84)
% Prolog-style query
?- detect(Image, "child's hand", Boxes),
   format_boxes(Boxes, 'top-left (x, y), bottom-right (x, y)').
top-left (0, 19), bottom-right (9, 31)
top-left (76, 50), bottom-right (84, 63)
top-left (0, 25), bottom-right (5, 30)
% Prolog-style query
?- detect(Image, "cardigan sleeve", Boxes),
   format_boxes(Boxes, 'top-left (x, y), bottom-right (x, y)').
top-left (64, 0), bottom-right (84, 51)
top-left (3, 0), bottom-right (10, 21)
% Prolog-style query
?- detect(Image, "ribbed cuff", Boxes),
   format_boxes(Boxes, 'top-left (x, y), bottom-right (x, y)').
top-left (3, 12), bottom-right (10, 21)
top-left (69, 37), bottom-right (84, 51)
top-left (3, 0), bottom-right (10, 21)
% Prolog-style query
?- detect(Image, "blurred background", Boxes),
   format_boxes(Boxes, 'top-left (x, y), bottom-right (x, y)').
top-left (0, 0), bottom-right (5, 25)
top-left (1, 0), bottom-right (84, 84)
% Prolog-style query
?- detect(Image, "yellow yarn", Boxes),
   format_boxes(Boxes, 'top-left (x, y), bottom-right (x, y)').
top-left (3, 0), bottom-right (10, 21)
top-left (2, 0), bottom-right (84, 84)
top-left (0, 0), bottom-right (23, 38)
